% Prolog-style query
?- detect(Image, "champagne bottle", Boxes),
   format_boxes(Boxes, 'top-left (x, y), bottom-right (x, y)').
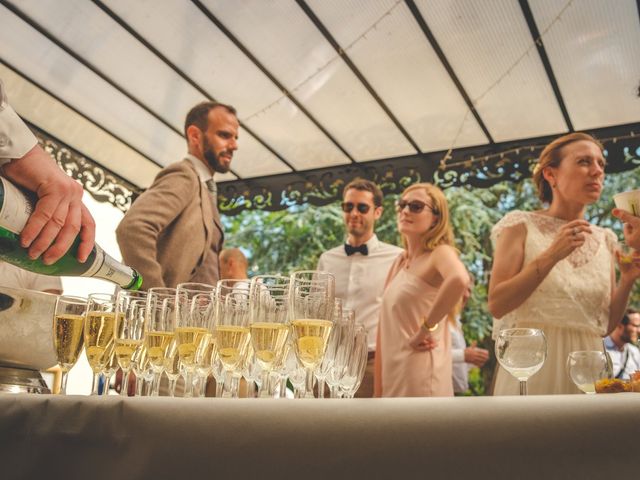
top-left (0, 177), bottom-right (143, 290)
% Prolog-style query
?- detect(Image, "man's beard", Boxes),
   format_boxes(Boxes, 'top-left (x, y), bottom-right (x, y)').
top-left (203, 136), bottom-right (230, 173)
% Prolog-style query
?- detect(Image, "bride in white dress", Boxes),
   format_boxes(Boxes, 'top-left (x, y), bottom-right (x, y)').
top-left (489, 132), bottom-right (640, 395)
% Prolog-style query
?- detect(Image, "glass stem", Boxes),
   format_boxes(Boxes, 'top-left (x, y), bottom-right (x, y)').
top-left (122, 370), bottom-right (132, 396)
top-left (519, 380), bottom-right (528, 396)
top-left (59, 370), bottom-right (69, 395)
top-left (278, 374), bottom-right (287, 398)
top-left (183, 370), bottom-right (194, 398)
top-left (90, 371), bottom-right (101, 395)
top-left (304, 367), bottom-right (315, 398)
top-left (317, 377), bottom-right (326, 399)
top-left (135, 375), bottom-right (144, 396)
top-left (102, 373), bottom-right (112, 395)
top-left (151, 372), bottom-right (162, 396)
top-left (168, 377), bottom-right (177, 397)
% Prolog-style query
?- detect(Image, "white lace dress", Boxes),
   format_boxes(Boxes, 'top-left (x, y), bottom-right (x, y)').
top-left (491, 211), bottom-right (617, 395)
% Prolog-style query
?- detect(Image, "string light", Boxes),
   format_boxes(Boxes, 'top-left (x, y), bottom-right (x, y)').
top-left (440, 0), bottom-right (575, 169)
top-left (242, 0), bottom-right (404, 122)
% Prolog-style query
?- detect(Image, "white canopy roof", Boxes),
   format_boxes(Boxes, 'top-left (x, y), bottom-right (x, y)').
top-left (1, 0), bottom-right (639, 191)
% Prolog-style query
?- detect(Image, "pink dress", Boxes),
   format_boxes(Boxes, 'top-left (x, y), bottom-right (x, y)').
top-left (378, 268), bottom-right (453, 397)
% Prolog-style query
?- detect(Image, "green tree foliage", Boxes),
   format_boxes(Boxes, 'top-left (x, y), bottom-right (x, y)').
top-left (222, 167), bottom-right (640, 394)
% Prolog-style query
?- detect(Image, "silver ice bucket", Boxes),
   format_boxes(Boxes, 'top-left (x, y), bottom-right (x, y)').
top-left (0, 287), bottom-right (59, 393)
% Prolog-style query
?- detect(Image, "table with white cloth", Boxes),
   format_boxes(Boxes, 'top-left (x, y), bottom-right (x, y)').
top-left (0, 393), bottom-right (638, 479)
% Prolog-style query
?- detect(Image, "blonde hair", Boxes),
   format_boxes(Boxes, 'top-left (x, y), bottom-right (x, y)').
top-left (532, 132), bottom-right (604, 203)
top-left (399, 183), bottom-right (454, 251)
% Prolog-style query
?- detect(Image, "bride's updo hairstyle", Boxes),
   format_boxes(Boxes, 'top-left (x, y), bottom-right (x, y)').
top-left (532, 132), bottom-right (604, 203)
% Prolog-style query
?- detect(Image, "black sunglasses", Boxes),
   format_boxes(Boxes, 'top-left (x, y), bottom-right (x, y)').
top-left (341, 202), bottom-right (373, 214)
top-left (395, 199), bottom-right (438, 214)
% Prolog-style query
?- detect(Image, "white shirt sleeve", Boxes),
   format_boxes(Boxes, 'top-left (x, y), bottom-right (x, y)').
top-left (0, 80), bottom-right (38, 161)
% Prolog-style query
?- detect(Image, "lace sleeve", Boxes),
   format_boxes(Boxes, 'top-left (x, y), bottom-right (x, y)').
top-left (490, 211), bottom-right (530, 246)
top-left (602, 227), bottom-right (618, 256)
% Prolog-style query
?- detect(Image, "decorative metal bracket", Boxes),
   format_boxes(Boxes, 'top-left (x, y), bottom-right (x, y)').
top-left (219, 122), bottom-right (639, 215)
top-left (27, 121), bottom-right (141, 213)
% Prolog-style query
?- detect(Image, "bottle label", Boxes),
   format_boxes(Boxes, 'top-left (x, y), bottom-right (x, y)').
top-left (0, 177), bottom-right (33, 234)
top-left (84, 247), bottom-right (137, 288)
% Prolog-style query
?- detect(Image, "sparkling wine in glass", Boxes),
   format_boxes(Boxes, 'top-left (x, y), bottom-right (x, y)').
top-left (84, 293), bottom-right (116, 395)
top-left (249, 275), bottom-right (290, 397)
top-left (176, 283), bottom-right (216, 397)
top-left (215, 279), bottom-right (251, 397)
top-left (53, 295), bottom-right (87, 394)
top-left (566, 350), bottom-right (610, 394)
top-left (146, 288), bottom-right (179, 396)
top-left (289, 270), bottom-right (335, 398)
top-left (114, 290), bottom-right (148, 396)
top-left (495, 328), bottom-right (547, 395)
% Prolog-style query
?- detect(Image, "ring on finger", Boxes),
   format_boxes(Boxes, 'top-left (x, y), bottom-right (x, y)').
top-left (572, 227), bottom-right (578, 236)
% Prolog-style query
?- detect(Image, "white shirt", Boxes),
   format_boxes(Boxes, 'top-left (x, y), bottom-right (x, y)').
top-left (185, 154), bottom-right (214, 185)
top-left (604, 336), bottom-right (640, 380)
top-left (0, 79), bottom-right (38, 160)
top-left (317, 234), bottom-right (402, 351)
top-left (0, 261), bottom-right (62, 293)
top-left (451, 317), bottom-right (470, 393)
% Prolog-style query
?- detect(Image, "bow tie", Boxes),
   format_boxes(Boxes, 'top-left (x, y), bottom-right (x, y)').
top-left (345, 243), bottom-right (368, 256)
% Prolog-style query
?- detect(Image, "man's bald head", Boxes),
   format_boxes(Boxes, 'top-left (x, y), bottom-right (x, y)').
top-left (219, 248), bottom-right (248, 280)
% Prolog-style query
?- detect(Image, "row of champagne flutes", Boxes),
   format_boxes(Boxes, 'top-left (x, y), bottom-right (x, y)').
top-left (52, 270), bottom-right (369, 398)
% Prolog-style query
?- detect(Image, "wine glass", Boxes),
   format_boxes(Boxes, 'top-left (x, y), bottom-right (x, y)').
top-left (84, 293), bottom-right (116, 396)
top-left (215, 279), bottom-right (251, 397)
top-left (249, 275), bottom-right (290, 398)
top-left (339, 324), bottom-right (369, 398)
top-left (315, 299), bottom-right (344, 398)
top-left (175, 283), bottom-right (216, 397)
top-left (289, 270), bottom-right (335, 398)
top-left (495, 328), bottom-right (547, 395)
top-left (114, 290), bottom-right (148, 396)
top-left (53, 295), bottom-right (87, 395)
top-left (567, 350), bottom-right (610, 394)
top-left (146, 288), bottom-right (179, 396)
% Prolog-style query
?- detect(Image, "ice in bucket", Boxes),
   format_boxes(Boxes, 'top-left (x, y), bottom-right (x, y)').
top-left (613, 189), bottom-right (640, 216)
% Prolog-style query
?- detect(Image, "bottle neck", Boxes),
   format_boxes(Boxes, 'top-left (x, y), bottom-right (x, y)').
top-left (87, 246), bottom-right (141, 290)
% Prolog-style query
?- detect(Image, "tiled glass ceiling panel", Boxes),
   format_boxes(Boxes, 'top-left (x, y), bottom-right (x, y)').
top-left (200, 0), bottom-right (416, 161)
top-left (1, 63), bottom-right (160, 188)
top-left (530, 0), bottom-right (640, 130)
top-left (11, 0), bottom-right (284, 180)
top-left (104, 0), bottom-right (349, 171)
top-left (307, 0), bottom-right (487, 152)
top-left (416, 0), bottom-right (568, 142)
top-left (0, 3), bottom-right (186, 168)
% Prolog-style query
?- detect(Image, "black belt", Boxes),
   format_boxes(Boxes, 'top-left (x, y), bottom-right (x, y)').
top-left (368, 351), bottom-right (375, 361)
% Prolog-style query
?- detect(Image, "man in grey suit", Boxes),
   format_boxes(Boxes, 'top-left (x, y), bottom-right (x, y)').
top-left (117, 101), bottom-right (238, 289)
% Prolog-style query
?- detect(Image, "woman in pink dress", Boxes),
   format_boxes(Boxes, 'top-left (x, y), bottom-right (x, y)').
top-left (374, 183), bottom-right (468, 397)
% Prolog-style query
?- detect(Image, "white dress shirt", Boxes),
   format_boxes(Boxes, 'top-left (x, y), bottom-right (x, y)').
top-left (0, 79), bottom-right (38, 160)
top-left (451, 317), bottom-right (470, 393)
top-left (317, 234), bottom-right (402, 351)
top-left (0, 261), bottom-right (62, 293)
top-left (604, 336), bottom-right (640, 380)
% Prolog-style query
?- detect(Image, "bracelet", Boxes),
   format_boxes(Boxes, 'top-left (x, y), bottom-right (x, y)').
top-left (421, 319), bottom-right (439, 333)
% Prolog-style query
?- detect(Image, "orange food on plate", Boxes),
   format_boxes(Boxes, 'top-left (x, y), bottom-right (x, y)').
top-left (595, 378), bottom-right (631, 393)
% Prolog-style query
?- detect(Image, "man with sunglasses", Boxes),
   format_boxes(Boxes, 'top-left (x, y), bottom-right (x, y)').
top-left (317, 178), bottom-right (402, 397)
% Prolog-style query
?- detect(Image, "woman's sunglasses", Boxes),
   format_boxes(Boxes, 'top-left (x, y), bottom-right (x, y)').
top-left (395, 199), bottom-right (438, 214)
top-left (341, 202), bottom-right (373, 214)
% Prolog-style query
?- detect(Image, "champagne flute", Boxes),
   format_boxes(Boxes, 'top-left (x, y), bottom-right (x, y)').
top-left (567, 350), bottom-right (610, 394)
top-left (53, 295), bottom-right (87, 395)
top-left (215, 279), bottom-right (251, 397)
top-left (495, 328), bottom-right (547, 395)
top-left (84, 293), bottom-right (116, 396)
top-left (175, 283), bottom-right (216, 397)
top-left (146, 288), bottom-right (179, 396)
top-left (289, 270), bottom-right (335, 398)
top-left (339, 324), bottom-right (368, 398)
top-left (114, 290), bottom-right (148, 396)
top-left (249, 275), bottom-right (290, 398)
